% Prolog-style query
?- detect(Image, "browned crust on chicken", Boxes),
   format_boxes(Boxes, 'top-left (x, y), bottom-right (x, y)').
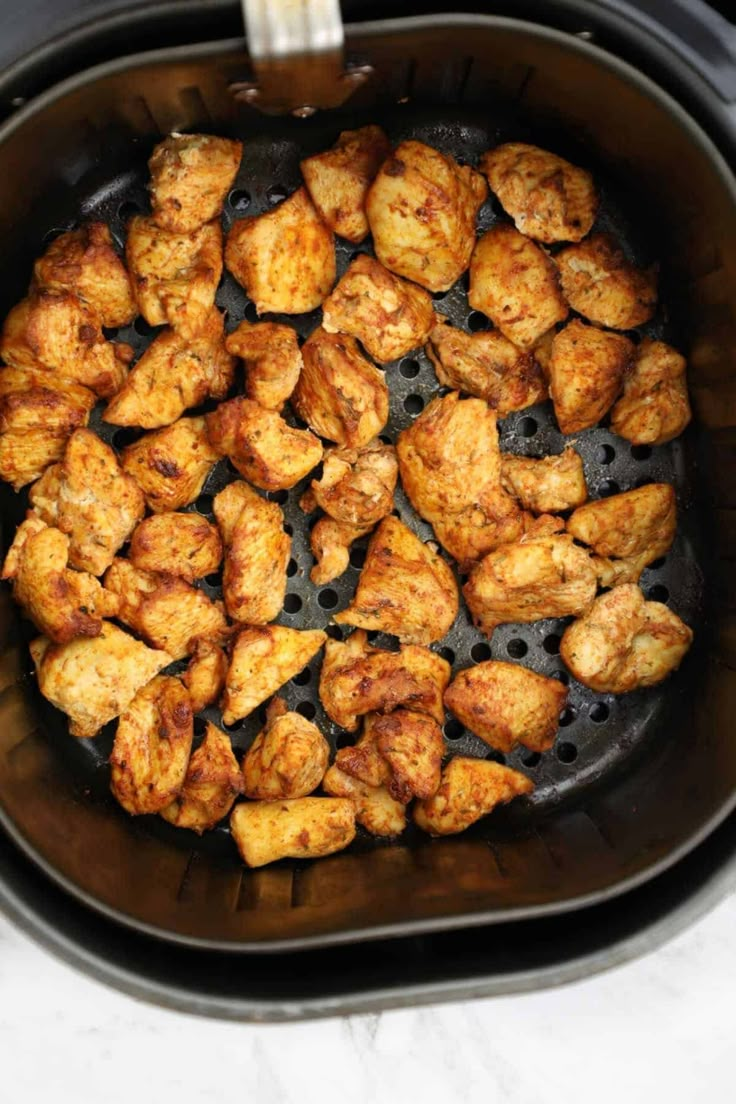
top-left (224, 320), bottom-right (302, 412)
top-left (556, 233), bottom-right (657, 330)
top-left (213, 480), bottom-right (290, 624)
top-left (500, 447), bottom-right (587, 515)
top-left (160, 721), bottom-right (244, 833)
top-left (32, 222), bottom-right (136, 328)
top-left (414, 757), bottom-right (533, 836)
top-left (206, 397), bottom-right (323, 492)
top-left (120, 416), bottom-right (220, 513)
top-left (242, 697), bottom-right (330, 801)
top-left (611, 338), bottom-right (691, 446)
top-left (148, 133), bottom-right (242, 234)
top-left (301, 124), bottom-right (392, 243)
top-left (548, 319), bottom-right (634, 435)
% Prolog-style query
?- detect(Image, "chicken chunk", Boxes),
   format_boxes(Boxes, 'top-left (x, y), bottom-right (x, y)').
top-left (242, 697), bottom-right (329, 800)
top-left (225, 187), bottom-right (335, 315)
top-left (230, 797), bottom-right (355, 868)
top-left (182, 638), bottom-right (228, 713)
top-left (0, 365), bottom-right (95, 406)
top-left (548, 319), bottom-right (633, 435)
top-left (32, 222), bottom-right (136, 328)
top-left (206, 397), bottom-right (322, 492)
top-left (301, 124), bottom-right (392, 243)
top-left (501, 447), bottom-right (587, 514)
top-left (479, 142), bottom-right (598, 243)
top-left (560, 583), bottom-right (693, 693)
top-left (414, 757), bottom-right (533, 836)
top-left (556, 233), bottom-right (657, 330)
top-left (445, 660), bottom-right (567, 753)
top-left (292, 327), bottom-right (389, 447)
top-left (306, 516), bottom-right (371, 586)
top-left (0, 382), bottom-right (95, 491)
top-left (334, 516), bottom-right (459, 644)
top-left (222, 625), bottom-right (327, 725)
top-left (365, 139), bottom-right (487, 292)
top-left (321, 254), bottom-right (435, 363)
top-left (468, 225), bottom-right (568, 348)
top-left (213, 480), bottom-right (290, 624)
top-left (305, 439), bottom-right (398, 528)
top-left (322, 764), bottom-right (406, 837)
top-left (110, 676), bottom-right (193, 815)
top-left (148, 133), bottom-right (242, 234)
top-left (29, 429), bottom-right (145, 576)
top-left (120, 416), bottom-right (220, 513)
top-left (335, 714), bottom-right (391, 788)
top-left (129, 512), bottom-right (222, 581)
top-left (30, 622), bottom-right (172, 739)
top-left (160, 722), bottom-right (243, 833)
top-left (224, 319), bottom-right (302, 411)
top-left (611, 338), bottom-right (691, 446)
top-left (369, 709), bottom-right (444, 801)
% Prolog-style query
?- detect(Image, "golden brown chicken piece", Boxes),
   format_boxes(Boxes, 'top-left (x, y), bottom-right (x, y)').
top-left (29, 429), bottom-right (144, 576)
top-left (560, 583), bottom-right (693, 693)
top-left (148, 133), bottom-right (242, 234)
top-left (369, 709), bottom-right (444, 802)
top-left (225, 187), bottom-right (335, 315)
top-left (222, 625), bottom-right (327, 725)
top-left (293, 327), bottom-right (389, 447)
top-left (206, 397), bottom-right (322, 492)
top-left (319, 629), bottom-right (450, 732)
top-left (414, 757), bottom-right (533, 836)
top-left (104, 557), bottom-right (227, 661)
top-left (556, 233), bottom-right (657, 330)
top-left (567, 483), bottom-right (676, 587)
top-left (463, 532), bottom-right (597, 637)
top-left (242, 697), bottom-right (330, 801)
top-left (365, 140), bottom-right (487, 292)
top-left (480, 143), bottom-right (598, 243)
top-left (120, 416), bottom-right (220, 513)
top-left (0, 381), bottom-right (95, 491)
top-left (445, 660), bottom-right (567, 753)
top-left (548, 319), bottom-right (633, 435)
top-left (335, 714), bottom-right (392, 788)
top-left (322, 764), bottom-right (407, 837)
top-left (321, 254), bottom-right (435, 363)
top-left (182, 638), bottom-right (228, 713)
top-left (468, 225), bottom-right (568, 348)
top-left (230, 797), bottom-right (356, 868)
top-left (301, 125), bottom-right (392, 243)
top-left (30, 623), bottom-right (172, 739)
top-left (426, 318), bottom-right (547, 414)
top-left (334, 516), bottom-right (459, 645)
top-left (306, 516), bottom-right (370, 587)
top-left (129, 512), bottom-right (222, 581)
top-left (213, 480), bottom-right (290, 624)
top-left (611, 338), bottom-right (692, 446)
top-left (397, 392), bottom-right (527, 569)
top-left (160, 722), bottom-right (243, 833)
top-left (0, 365), bottom-right (95, 404)
top-left (501, 447), bottom-right (587, 514)
top-left (224, 319), bottom-right (302, 412)
top-left (110, 675), bottom-right (193, 816)
top-left (125, 214), bottom-right (223, 337)
top-left (32, 222), bottom-right (136, 328)
top-left (103, 308), bottom-right (234, 428)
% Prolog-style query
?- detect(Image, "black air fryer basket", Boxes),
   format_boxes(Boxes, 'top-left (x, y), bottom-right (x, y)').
top-left (0, 0), bottom-right (735, 1018)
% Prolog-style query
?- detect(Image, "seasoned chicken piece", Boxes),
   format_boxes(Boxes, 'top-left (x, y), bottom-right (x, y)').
top-left (242, 697), bottom-right (329, 800)
top-left (611, 338), bottom-right (691, 446)
top-left (365, 140), bottom-right (487, 292)
top-left (103, 308), bottom-right (234, 428)
top-left (104, 557), bottom-right (227, 661)
top-left (293, 327), bottom-right (389, 447)
top-left (369, 709), bottom-right (444, 801)
top-left (560, 583), bottom-right (693, 693)
top-left (306, 439), bottom-right (398, 527)
top-left (334, 516), bottom-right (458, 645)
top-left (224, 319), bottom-right (302, 411)
top-left (532, 328), bottom-right (555, 378)
top-left (306, 515), bottom-right (371, 586)
top-left (0, 382), bottom-right (95, 491)
top-left (129, 512), bottom-right (222, 581)
top-left (110, 676), bottom-right (192, 816)
top-left (319, 629), bottom-right (450, 732)
top-left (32, 222), bottom-right (136, 328)
top-left (556, 233), bottom-right (657, 330)
top-left (335, 714), bottom-right (391, 788)
top-left (549, 319), bottom-right (633, 435)
top-left (222, 625), bottom-right (327, 725)
top-left (414, 757), bottom-right (533, 836)
top-left (397, 392), bottom-right (527, 569)
top-left (322, 254), bottom-right (435, 363)
top-left (160, 722), bottom-right (243, 833)
top-left (29, 429), bottom-right (144, 575)
top-left (30, 623), bottom-right (172, 739)
top-left (567, 483), bottom-right (676, 587)
top-left (301, 125), bottom-right (391, 243)
top-left (206, 397), bottom-right (322, 492)
top-left (225, 187), bottom-right (335, 315)
top-left (182, 638), bottom-right (228, 713)
top-left (230, 797), bottom-right (355, 868)
top-left (213, 480), bottom-right (289, 624)
top-left (148, 133), bottom-right (242, 234)
top-left (120, 416), bottom-right (220, 513)
top-left (426, 318), bottom-right (547, 414)
top-left (463, 532), bottom-right (597, 636)
top-left (0, 365), bottom-right (96, 406)
top-left (501, 447), bottom-right (587, 514)
top-left (445, 660), bottom-right (567, 753)
top-left (322, 764), bottom-right (406, 836)
top-left (480, 142), bottom-right (598, 243)
top-left (125, 214), bottom-right (223, 337)
top-left (468, 225), bottom-right (568, 348)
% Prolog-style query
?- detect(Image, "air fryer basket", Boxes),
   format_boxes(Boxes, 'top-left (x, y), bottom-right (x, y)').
top-left (0, 11), bottom-right (734, 951)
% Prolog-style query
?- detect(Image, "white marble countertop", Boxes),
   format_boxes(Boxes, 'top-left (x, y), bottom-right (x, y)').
top-left (0, 890), bottom-right (732, 1101)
